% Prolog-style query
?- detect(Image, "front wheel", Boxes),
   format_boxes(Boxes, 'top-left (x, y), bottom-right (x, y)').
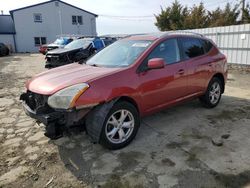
top-left (100, 101), bottom-right (140, 150)
top-left (199, 77), bottom-right (222, 108)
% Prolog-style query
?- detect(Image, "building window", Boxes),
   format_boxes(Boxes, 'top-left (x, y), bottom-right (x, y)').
top-left (77, 16), bottom-right (83, 25)
top-left (34, 37), bottom-right (47, 46)
top-left (72, 16), bottom-right (77, 24)
top-left (41, 37), bottom-right (47, 45)
top-left (72, 15), bottom-right (83, 25)
top-left (34, 13), bottom-right (42, 22)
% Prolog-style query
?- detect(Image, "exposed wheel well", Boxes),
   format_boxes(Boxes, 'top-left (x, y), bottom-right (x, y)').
top-left (116, 96), bottom-right (140, 115)
top-left (213, 73), bottom-right (225, 93)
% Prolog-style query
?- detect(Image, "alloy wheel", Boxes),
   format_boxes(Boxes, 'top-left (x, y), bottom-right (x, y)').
top-left (209, 82), bottom-right (221, 104)
top-left (105, 109), bottom-right (135, 144)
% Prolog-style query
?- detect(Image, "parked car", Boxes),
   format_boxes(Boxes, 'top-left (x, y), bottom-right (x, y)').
top-left (0, 43), bottom-right (10, 56)
top-left (39, 45), bottom-right (48, 55)
top-left (20, 32), bottom-right (227, 149)
top-left (39, 38), bottom-right (73, 55)
top-left (45, 37), bottom-right (114, 69)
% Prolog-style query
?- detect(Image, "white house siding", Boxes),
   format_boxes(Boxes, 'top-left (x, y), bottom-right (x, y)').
top-left (59, 2), bottom-right (97, 36)
top-left (13, 1), bottom-right (97, 52)
top-left (0, 34), bottom-right (15, 52)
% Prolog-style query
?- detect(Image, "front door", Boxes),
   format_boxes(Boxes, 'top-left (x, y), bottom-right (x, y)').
top-left (137, 38), bottom-right (188, 113)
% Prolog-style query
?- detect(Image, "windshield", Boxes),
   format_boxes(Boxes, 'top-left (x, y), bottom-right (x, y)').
top-left (65, 39), bottom-right (92, 49)
top-left (86, 40), bottom-right (152, 67)
top-left (54, 38), bottom-right (65, 45)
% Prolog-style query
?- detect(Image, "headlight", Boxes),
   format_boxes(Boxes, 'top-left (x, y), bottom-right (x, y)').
top-left (48, 83), bottom-right (89, 109)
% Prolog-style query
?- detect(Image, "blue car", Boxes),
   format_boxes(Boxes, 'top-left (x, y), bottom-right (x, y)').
top-left (46, 38), bottom-right (73, 51)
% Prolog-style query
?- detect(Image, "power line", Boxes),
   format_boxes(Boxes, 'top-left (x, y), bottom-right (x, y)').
top-left (99, 17), bottom-right (155, 21)
top-left (98, 14), bottom-right (155, 21)
top-left (99, 14), bottom-right (154, 18)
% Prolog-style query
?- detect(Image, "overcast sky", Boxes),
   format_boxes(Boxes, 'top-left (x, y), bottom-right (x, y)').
top-left (1, 0), bottom-right (243, 35)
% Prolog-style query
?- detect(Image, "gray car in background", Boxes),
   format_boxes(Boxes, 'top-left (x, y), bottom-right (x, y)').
top-left (0, 43), bottom-right (9, 56)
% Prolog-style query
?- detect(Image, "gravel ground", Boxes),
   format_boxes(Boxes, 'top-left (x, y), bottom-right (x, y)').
top-left (0, 53), bottom-right (250, 188)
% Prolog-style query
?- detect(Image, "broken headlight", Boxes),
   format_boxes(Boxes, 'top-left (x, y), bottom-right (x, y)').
top-left (48, 83), bottom-right (89, 110)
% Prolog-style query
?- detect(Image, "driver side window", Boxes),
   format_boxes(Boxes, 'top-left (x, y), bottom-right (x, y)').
top-left (148, 38), bottom-right (180, 65)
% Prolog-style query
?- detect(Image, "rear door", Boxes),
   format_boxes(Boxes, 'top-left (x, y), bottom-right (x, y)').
top-left (138, 38), bottom-right (189, 113)
top-left (178, 37), bottom-right (211, 95)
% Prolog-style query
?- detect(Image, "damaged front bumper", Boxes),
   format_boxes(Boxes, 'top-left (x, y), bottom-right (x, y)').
top-left (45, 60), bottom-right (70, 69)
top-left (45, 55), bottom-right (72, 68)
top-left (20, 92), bottom-right (91, 139)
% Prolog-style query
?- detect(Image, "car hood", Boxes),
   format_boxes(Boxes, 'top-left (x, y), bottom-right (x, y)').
top-left (46, 48), bottom-right (78, 55)
top-left (27, 63), bottom-right (121, 95)
top-left (47, 48), bottom-right (76, 55)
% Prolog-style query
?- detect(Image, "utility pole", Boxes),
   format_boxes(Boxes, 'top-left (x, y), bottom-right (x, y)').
top-left (242, 0), bottom-right (245, 23)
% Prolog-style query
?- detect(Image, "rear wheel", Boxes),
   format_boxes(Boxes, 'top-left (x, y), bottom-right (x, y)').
top-left (99, 101), bottom-right (140, 150)
top-left (199, 77), bottom-right (222, 108)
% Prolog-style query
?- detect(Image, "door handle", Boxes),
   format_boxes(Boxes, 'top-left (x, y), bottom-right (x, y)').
top-left (177, 69), bottom-right (185, 75)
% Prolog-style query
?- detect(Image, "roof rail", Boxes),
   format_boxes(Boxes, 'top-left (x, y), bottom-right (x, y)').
top-left (161, 30), bottom-right (204, 38)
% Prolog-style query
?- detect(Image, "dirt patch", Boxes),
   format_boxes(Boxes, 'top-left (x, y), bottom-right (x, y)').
top-left (166, 141), bottom-right (189, 149)
top-left (0, 72), bottom-right (17, 90)
top-left (115, 151), bottom-right (143, 172)
top-left (102, 174), bottom-right (144, 188)
top-left (207, 106), bottom-right (250, 123)
top-left (214, 170), bottom-right (250, 188)
top-left (174, 169), bottom-right (225, 188)
top-left (174, 168), bottom-right (250, 188)
top-left (161, 158), bottom-right (176, 167)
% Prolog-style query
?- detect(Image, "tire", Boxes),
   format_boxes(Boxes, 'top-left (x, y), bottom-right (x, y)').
top-left (99, 101), bottom-right (140, 150)
top-left (5, 48), bottom-right (9, 56)
top-left (199, 77), bottom-right (222, 108)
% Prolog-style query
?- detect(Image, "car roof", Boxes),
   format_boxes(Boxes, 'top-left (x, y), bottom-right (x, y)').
top-left (126, 31), bottom-right (206, 41)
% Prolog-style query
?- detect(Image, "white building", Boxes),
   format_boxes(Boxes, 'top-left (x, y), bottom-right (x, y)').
top-left (0, 0), bottom-right (98, 52)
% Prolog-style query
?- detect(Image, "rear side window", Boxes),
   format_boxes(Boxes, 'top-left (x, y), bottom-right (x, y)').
top-left (180, 38), bottom-right (204, 59)
top-left (148, 38), bottom-right (180, 65)
top-left (201, 39), bottom-right (213, 53)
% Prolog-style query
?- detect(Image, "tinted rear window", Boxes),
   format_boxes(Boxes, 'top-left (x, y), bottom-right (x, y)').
top-left (201, 39), bottom-right (213, 53)
top-left (180, 38), bottom-right (205, 59)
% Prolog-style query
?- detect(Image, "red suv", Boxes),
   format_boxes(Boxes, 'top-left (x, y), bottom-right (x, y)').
top-left (20, 32), bottom-right (227, 149)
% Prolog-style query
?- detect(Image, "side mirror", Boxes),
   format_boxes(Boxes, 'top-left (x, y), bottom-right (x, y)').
top-left (148, 58), bottom-right (165, 70)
